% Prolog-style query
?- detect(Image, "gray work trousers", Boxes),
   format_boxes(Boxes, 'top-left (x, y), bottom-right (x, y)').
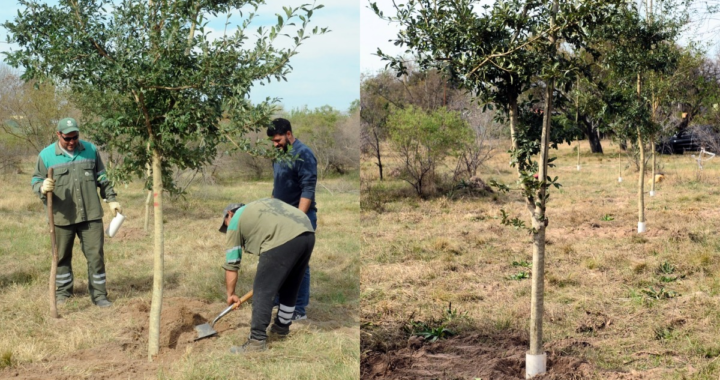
top-left (54, 220), bottom-right (108, 302)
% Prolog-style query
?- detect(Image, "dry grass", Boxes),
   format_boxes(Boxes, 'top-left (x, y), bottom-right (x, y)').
top-left (361, 140), bottom-right (720, 379)
top-left (0, 156), bottom-right (359, 379)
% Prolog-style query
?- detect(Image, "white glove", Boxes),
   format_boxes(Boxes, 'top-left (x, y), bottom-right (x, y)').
top-left (108, 202), bottom-right (122, 216)
top-left (41, 178), bottom-right (55, 194)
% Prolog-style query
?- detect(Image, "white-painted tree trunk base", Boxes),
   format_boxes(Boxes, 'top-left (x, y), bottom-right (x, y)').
top-left (576, 165), bottom-right (581, 171)
top-left (649, 191), bottom-right (655, 196)
top-left (526, 352), bottom-right (547, 379)
top-left (638, 222), bottom-right (646, 233)
top-left (618, 177), bottom-right (622, 183)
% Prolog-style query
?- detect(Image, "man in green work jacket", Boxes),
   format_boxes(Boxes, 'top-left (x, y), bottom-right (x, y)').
top-left (219, 198), bottom-right (315, 353)
top-left (31, 118), bottom-right (121, 307)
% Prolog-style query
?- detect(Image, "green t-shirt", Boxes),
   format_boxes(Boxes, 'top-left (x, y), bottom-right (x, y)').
top-left (223, 198), bottom-right (314, 271)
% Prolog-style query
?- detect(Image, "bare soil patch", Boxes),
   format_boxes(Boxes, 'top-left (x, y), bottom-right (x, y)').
top-left (362, 332), bottom-right (665, 380)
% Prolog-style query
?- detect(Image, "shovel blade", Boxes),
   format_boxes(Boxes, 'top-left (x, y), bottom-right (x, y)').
top-left (194, 323), bottom-right (218, 341)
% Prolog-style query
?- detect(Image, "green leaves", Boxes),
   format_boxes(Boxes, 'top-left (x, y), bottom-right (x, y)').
top-left (507, 271), bottom-right (530, 281)
top-left (5, 0), bottom-right (328, 193)
top-left (385, 106), bottom-right (471, 196)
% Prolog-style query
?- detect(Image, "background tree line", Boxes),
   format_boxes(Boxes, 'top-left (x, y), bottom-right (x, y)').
top-left (360, 38), bottom-right (720, 199)
top-left (360, 68), bottom-right (504, 197)
top-left (0, 63), bottom-right (360, 181)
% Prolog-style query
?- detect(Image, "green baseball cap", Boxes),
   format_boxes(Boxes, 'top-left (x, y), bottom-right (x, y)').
top-left (57, 118), bottom-right (79, 134)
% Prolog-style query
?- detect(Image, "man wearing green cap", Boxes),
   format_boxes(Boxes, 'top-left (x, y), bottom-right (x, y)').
top-left (31, 117), bottom-right (121, 307)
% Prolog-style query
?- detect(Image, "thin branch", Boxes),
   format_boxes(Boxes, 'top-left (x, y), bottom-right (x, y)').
top-left (466, 25), bottom-right (560, 78)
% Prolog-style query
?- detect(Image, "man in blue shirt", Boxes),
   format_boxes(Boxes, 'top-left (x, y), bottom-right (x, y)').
top-left (267, 118), bottom-right (317, 321)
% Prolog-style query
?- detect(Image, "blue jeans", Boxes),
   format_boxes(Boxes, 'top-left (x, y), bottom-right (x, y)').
top-left (276, 209), bottom-right (315, 316)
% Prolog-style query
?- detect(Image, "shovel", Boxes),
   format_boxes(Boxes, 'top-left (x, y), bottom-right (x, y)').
top-left (194, 289), bottom-right (253, 341)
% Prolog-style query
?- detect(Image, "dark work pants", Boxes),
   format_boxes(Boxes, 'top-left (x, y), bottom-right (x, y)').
top-left (55, 220), bottom-right (108, 302)
top-left (275, 209), bottom-right (316, 315)
top-left (251, 232), bottom-right (315, 340)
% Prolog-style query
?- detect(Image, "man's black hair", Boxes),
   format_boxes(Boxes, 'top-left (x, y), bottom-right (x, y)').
top-left (267, 118), bottom-right (292, 137)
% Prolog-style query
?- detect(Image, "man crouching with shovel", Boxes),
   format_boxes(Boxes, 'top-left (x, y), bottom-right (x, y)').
top-left (219, 198), bottom-right (315, 353)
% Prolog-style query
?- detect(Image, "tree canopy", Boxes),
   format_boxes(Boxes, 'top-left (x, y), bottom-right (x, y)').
top-left (4, 0), bottom-right (328, 192)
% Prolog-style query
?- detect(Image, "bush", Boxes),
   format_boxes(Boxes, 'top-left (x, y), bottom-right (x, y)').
top-left (386, 106), bottom-right (471, 196)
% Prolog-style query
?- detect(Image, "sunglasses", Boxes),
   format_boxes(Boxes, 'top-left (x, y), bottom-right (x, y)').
top-left (60, 134), bottom-right (79, 142)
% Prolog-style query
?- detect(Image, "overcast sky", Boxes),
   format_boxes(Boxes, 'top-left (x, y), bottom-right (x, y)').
top-left (0, 0), bottom-right (359, 113)
top-left (360, 1), bottom-right (720, 74)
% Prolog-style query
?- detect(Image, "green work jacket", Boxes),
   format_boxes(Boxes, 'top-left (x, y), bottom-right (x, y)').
top-left (31, 140), bottom-right (117, 226)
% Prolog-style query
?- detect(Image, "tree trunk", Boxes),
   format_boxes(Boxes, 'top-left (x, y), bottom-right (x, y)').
top-left (144, 144), bottom-right (152, 232)
top-left (650, 142), bottom-right (656, 194)
top-left (580, 117), bottom-right (603, 153)
top-left (576, 139), bottom-right (580, 168)
top-left (529, 78), bottom-right (553, 356)
top-left (637, 74), bottom-right (646, 232)
top-left (147, 147), bottom-right (164, 361)
top-left (588, 130), bottom-right (603, 154)
top-left (509, 98), bottom-right (519, 151)
top-left (637, 131), bottom-right (646, 227)
top-left (373, 129), bottom-right (383, 181)
top-left (576, 79), bottom-right (581, 167)
top-left (144, 190), bottom-right (152, 231)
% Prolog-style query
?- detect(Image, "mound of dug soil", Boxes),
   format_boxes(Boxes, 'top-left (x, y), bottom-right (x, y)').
top-left (119, 297), bottom-right (231, 352)
top-left (361, 333), bottom-right (664, 379)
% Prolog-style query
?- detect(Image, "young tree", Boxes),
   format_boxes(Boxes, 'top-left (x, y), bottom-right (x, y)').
top-left (598, 0), bottom-right (685, 232)
top-left (4, 0), bottom-right (326, 361)
top-left (360, 68), bottom-right (462, 181)
top-left (360, 71), bottom-right (401, 181)
top-left (372, 0), bottom-right (623, 376)
top-left (385, 105), bottom-right (470, 196)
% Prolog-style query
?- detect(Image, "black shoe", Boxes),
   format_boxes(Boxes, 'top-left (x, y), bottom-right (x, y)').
top-left (229, 338), bottom-right (267, 354)
top-left (94, 298), bottom-right (112, 307)
top-left (269, 323), bottom-right (290, 338)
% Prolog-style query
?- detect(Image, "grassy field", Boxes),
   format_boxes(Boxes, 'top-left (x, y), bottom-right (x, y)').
top-left (361, 141), bottom-right (720, 379)
top-left (0, 156), bottom-right (359, 380)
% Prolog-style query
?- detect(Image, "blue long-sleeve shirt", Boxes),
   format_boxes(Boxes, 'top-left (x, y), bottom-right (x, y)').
top-left (272, 139), bottom-right (317, 211)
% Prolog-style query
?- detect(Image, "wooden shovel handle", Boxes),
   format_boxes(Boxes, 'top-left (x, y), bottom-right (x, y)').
top-left (231, 289), bottom-right (253, 310)
top-left (47, 168), bottom-right (59, 319)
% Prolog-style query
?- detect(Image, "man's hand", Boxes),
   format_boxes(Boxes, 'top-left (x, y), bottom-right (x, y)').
top-left (108, 202), bottom-right (122, 216)
top-left (41, 178), bottom-right (55, 194)
top-left (227, 294), bottom-right (240, 306)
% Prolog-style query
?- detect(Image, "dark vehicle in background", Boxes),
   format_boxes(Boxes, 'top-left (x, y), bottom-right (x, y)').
top-left (656, 125), bottom-right (720, 154)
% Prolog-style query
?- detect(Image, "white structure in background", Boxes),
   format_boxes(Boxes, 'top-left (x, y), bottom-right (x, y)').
top-left (691, 147), bottom-right (715, 170)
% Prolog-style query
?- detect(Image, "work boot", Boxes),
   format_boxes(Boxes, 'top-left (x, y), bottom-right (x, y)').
top-left (269, 323), bottom-right (290, 339)
top-left (93, 298), bottom-right (112, 308)
top-left (56, 295), bottom-right (70, 305)
top-left (229, 338), bottom-right (267, 354)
